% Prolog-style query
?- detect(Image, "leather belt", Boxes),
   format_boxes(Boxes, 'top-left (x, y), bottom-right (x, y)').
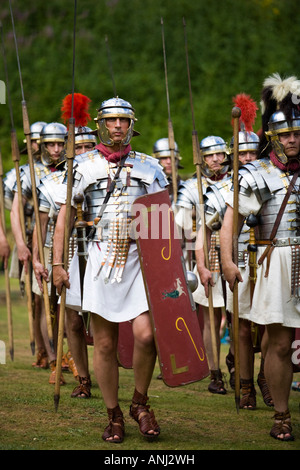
top-left (256, 236), bottom-right (300, 247)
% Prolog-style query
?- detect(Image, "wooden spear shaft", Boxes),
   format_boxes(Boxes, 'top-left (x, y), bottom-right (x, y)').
top-left (0, 146), bottom-right (13, 360)
top-left (161, 17), bottom-right (178, 203)
top-left (183, 17), bottom-right (218, 368)
top-left (54, 0), bottom-right (77, 411)
top-left (11, 130), bottom-right (35, 354)
top-left (0, 20), bottom-right (35, 355)
top-left (54, 118), bottom-right (75, 411)
top-left (9, 0), bottom-right (54, 353)
top-left (232, 106), bottom-right (241, 413)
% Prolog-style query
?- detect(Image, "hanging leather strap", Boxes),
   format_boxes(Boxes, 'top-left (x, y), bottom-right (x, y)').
top-left (87, 154), bottom-right (128, 241)
top-left (258, 169), bottom-right (299, 273)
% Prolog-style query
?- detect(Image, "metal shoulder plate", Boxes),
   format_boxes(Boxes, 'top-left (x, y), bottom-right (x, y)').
top-left (239, 158), bottom-right (283, 204)
top-left (176, 176), bottom-right (210, 209)
top-left (72, 150), bottom-right (107, 189)
top-left (17, 162), bottom-right (54, 199)
top-left (204, 177), bottom-right (232, 219)
top-left (127, 151), bottom-right (169, 188)
top-left (3, 168), bottom-right (16, 208)
top-left (38, 170), bottom-right (66, 212)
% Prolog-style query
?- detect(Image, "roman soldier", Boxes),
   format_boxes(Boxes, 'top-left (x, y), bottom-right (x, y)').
top-left (175, 135), bottom-right (229, 394)
top-left (220, 73), bottom-right (300, 441)
top-left (52, 97), bottom-right (168, 443)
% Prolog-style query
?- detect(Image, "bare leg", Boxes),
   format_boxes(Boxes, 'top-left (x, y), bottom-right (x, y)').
top-left (91, 313), bottom-right (119, 408)
top-left (65, 307), bottom-right (89, 377)
top-left (202, 306), bottom-right (222, 370)
top-left (265, 324), bottom-right (294, 440)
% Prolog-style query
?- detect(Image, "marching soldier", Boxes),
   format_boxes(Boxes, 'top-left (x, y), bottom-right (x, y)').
top-left (32, 95), bottom-right (98, 391)
top-left (3, 121), bottom-right (49, 368)
top-left (10, 121), bottom-right (67, 383)
top-left (52, 97), bottom-right (168, 443)
top-left (202, 94), bottom-right (272, 409)
top-left (175, 135), bottom-right (229, 394)
top-left (220, 73), bottom-right (300, 441)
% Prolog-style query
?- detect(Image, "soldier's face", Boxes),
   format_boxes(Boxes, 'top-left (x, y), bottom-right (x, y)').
top-left (31, 141), bottom-right (39, 153)
top-left (279, 131), bottom-right (300, 158)
top-left (160, 157), bottom-right (172, 176)
top-left (105, 117), bottom-right (130, 144)
top-left (45, 142), bottom-right (64, 162)
top-left (75, 143), bottom-right (95, 155)
top-left (238, 151), bottom-right (257, 164)
top-left (204, 152), bottom-right (225, 172)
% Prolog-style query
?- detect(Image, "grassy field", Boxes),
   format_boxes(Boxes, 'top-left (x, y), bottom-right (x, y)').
top-left (0, 275), bottom-right (299, 452)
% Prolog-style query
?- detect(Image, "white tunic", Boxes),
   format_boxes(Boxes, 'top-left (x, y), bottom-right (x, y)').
top-left (226, 191), bottom-right (300, 328)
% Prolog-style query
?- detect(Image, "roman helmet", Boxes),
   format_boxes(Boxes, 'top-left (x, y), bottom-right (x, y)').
top-left (94, 97), bottom-right (138, 146)
top-left (21, 121), bottom-right (47, 159)
top-left (40, 122), bottom-right (67, 166)
top-left (74, 126), bottom-right (97, 146)
top-left (260, 73), bottom-right (300, 163)
top-left (29, 121), bottom-right (47, 141)
top-left (152, 137), bottom-right (183, 168)
top-left (230, 93), bottom-right (259, 159)
top-left (199, 135), bottom-right (229, 178)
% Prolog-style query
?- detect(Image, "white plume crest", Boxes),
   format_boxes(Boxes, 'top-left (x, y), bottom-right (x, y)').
top-left (263, 72), bottom-right (300, 103)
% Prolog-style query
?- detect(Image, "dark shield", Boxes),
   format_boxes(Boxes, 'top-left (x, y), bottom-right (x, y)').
top-left (131, 189), bottom-right (209, 387)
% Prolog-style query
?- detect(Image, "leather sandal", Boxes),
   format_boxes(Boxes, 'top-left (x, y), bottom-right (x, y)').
top-left (66, 350), bottom-right (79, 379)
top-left (32, 348), bottom-right (49, 369)
top-left (102, 405), bottom-right (125, 443)
top-left (129, 388), bottom-right (160, 439)
top-left (270, 409), bottom-right (294, 441)
top-left (71, 375), bottom-right (91, 398)
top-left (208, 370), bottom-right (227, 395)
top-left (257, 371), bottom-right (274, 407)
top-left (48, 360), bottom-right (65, 385)
top-left (240, 378), bottom-right (256, 410)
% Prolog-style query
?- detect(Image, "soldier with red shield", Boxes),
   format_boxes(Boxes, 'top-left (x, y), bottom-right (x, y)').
top-left (52, 97), bottom-right (168, 443)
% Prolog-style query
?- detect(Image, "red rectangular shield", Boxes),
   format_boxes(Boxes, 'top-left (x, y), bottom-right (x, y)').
top-left (131, 189), bottom-right (209, 387)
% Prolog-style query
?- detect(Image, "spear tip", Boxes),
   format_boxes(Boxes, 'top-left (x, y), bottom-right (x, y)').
top-left (30, 341), bottom-right (35, 356)
top-left (54, 394), bottom-right (60, 412)
top-left (49, 338), bottom-right (55, 353)
top-left (9, 348), bottom-right (14, 361)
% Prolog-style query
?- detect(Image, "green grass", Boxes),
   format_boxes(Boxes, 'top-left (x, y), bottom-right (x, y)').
top-left (0, 276), bottom-right (299, 451)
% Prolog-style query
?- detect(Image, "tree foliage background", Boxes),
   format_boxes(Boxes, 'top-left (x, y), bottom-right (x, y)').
top-left (0, 0), bottom-right (300, 175)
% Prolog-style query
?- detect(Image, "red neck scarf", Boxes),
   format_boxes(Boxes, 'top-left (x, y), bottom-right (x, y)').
top-left (96, 142), bottom-right (132, 163)
top-left (270, 150), bottom-right (300, 172)
top-left (210, 171), bottom-right (228, 181)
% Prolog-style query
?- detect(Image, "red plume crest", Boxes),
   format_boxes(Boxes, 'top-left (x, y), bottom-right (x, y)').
top-left (61, 93), bottom-right (91, 128)
top-left (232, 93), bottom-right (258, 132)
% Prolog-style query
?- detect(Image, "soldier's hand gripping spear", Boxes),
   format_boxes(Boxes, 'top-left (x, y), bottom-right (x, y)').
top-left (0, 20), bottom-right (35, 355)
top-left (9, 1), bottom-right (54, 353)
top-left (0, 144), bottom-right (13, 360)
top-left (54, 0), bottom-right (77, 411)
top-left (232, 106), bottom-right (241, 413)
top-left (161, 18), bottom-right (178, 203)
top-left (183, 18), bottom-right (218, 369)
